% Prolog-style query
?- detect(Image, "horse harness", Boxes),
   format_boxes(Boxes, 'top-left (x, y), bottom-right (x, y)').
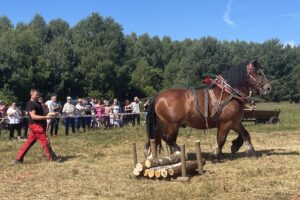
top-left (193, 75), bottom-right (249, 129)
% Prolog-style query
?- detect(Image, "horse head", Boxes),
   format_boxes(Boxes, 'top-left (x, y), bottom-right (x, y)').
top-left (246, 59), bottom-right (272, 96)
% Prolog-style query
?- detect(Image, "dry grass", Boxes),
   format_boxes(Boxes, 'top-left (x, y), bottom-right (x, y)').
top-left (0, 102), bottom-right (299, 200)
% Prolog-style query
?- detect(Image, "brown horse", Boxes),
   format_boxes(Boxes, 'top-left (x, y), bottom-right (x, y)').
top-left (144, 60), bottom-right (272, 159)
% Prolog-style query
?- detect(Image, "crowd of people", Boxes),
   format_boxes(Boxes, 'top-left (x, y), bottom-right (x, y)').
top-left (0, 95), bottom-right (150, 140)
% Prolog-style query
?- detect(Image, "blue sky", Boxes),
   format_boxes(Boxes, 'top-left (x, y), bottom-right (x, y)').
top-left (0, 0), bottom-right (299, 45)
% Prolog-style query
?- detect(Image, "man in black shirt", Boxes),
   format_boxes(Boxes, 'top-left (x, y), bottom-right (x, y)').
top-left (15, 89), bottom-right (61, 163)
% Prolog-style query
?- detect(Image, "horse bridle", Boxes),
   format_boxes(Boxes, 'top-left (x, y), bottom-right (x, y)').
top-left (248, 69), bottom-right (270, 94)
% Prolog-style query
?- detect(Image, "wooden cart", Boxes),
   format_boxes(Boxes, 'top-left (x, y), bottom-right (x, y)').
top-left (243, 108), bottom-right (281, 124)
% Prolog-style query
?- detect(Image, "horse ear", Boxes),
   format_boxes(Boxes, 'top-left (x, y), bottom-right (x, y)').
top-left (251, 59), bottom-right (258, 66)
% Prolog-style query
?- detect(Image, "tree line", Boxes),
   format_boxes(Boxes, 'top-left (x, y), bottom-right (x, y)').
top-left (0, 13), bottom-right (300, 105)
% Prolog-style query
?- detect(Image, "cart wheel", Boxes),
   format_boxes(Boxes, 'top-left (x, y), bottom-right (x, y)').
top-left (268, 116), bottom-right (280, 124)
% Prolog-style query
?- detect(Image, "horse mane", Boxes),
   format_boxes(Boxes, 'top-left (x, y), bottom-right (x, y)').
top-left (220, 62), bottom-right (248, 88)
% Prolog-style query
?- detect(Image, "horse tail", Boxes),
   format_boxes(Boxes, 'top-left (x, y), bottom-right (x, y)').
top-left (146, 95), bottom-right (157, 140)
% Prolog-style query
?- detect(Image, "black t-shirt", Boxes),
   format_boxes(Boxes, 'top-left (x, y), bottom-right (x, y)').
top-left (85, 103), bottom-right (92, 115)
top-left (26, 100), bottom-right (46, 125)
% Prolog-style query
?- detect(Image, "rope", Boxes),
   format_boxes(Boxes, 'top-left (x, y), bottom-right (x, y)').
top-left (0, 112), bottom-right (147, 121)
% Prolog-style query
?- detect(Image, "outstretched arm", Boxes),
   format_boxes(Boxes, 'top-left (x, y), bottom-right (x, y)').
top-left (29, 110), bottom-right (55, 120)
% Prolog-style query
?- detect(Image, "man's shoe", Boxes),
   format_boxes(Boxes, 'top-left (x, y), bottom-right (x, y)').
top-left (14, 159), bottom-right (23, 164)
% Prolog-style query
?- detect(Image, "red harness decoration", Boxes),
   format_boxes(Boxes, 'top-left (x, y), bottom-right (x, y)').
top-left (203, 76), bottom-right (212, 85)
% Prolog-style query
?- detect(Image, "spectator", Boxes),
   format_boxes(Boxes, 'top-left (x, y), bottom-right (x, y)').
top-left (39, 97), bottom-right (49, 114)
top-left (143, 98), bottom-right (150, 123)
top-left (75, 98), bottom-right (86, 132)
top-left (0, 100), bottom-right (5, 134)
top-left (124, 99), bottom-right (132, 125)
top-left (44, 98), bottom-right (52, 134)
top-left (94, 99), bottom-right (105, 128)
top-left (110, 98), bottom-right (122, 127)
top-left (90, 98), bottom-right (97, 129)
top-left (90, 98), bottom-right (96, 107)
top-left (0, 110), bottom-right (4, 135)
top-left (0, 100), bottom-right (5, 116)
top-left (48, 96), bottom-right (61, 136)
top-left (130, 97), bottom-right (142, 126)
top-left (22, 110), bottom-right (29, 138)
top-left (103, 100), bottom-right (111, 129)
top-left (62, 96), bottom-right (76, 136)
top-left (6, 102), bottom-right (22, 140)
top-left (84, 98), bottom-right (93, 130)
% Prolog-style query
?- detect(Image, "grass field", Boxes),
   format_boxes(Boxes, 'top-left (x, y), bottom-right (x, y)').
top-left (0, 102), bottom-right (299, 200)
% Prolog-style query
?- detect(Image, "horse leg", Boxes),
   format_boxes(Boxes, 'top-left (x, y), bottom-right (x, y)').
top-left (162, 126), bottom-right (181, 155)
top-left (233, 123), bottom-right (256, 157)
top-left (214, 122), bottom-right (231, 159)
top-left (165, 139), bottom-right (181, 154)
top-left (143, 140), bottom-right (150, 158)
top-left (231, 133), bottom-right (244, 154)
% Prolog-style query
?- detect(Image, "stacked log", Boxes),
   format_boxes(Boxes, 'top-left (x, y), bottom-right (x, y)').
top-left (131, 141), bottom-right (206, 180)
top-left (133, 155), bottom-right (206, 179)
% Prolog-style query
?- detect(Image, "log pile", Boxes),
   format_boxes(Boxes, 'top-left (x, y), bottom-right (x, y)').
top-left (131, 140), bottom-right (206, 180)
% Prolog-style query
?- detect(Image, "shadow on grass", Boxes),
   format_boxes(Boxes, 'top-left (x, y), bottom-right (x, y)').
top-left (198, 148), bottom-right (300, 163)
top-left (59, 155), bottom-right (82, 162)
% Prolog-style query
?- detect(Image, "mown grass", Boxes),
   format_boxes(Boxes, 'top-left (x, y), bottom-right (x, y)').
top-left (0, 102), bottom-right (299, 200)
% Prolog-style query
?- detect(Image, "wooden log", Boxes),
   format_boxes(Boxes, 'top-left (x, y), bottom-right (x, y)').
top-left (143, 169), bottom-right (149, 177)
top-left (150, 139), bottom-right (157, 159)
top-left (132, 143), bottom-right (138, 167)
top-left (168, 160), bottom-right (206, 177)
top-left (133, 168), bottom-right (140, 176)
top-left (154, 170), bottom-right (161, 178)
top-left (160, 169), bottom-right (168, 178)
top-left (147, 163), bottom-right (181, 178)
top-left (135, 161), bottom-right (146, 172)
top-left (148, 168), bottom-right (155, 178)
top-left (194, 140), bottom-right (204, 175)
top-left (181, 144), bottom-right (187, 177)
top-left (145, 154), bottom-right (181, 168)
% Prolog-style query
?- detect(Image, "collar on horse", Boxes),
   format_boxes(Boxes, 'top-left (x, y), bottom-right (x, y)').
top-left (192, 75), bottom-right (250, 129)
top-left (213, 75), bottom-right (251, 104)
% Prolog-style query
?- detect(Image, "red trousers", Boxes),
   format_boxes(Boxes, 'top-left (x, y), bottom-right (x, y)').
top-left (16, 123), bottom-right (57, 161)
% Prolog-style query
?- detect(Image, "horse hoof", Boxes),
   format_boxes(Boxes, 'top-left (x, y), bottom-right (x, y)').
top-left (210, 153), bottom-right (221, 163)
top-left (247, 150), bottom-right (258, 159)
top-left (231, 145), bottom-right (239, 154)
top-left (213, 157), bottom-right (221, 163)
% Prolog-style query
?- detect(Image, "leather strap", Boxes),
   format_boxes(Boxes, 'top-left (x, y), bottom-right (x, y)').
top-left (193, 88), bottom-right (204, 116)
top-left (208, 89), bottom-right (218, 109)
top-left (204, 89), bottom-right (208, 118)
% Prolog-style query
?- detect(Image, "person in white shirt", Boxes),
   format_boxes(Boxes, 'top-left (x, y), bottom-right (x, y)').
top-left (44, 99), bottom-right (52, 134)
top-left (62, 96), bottom-right (76, 135)
top-left (75, 98), bottom-right (86, 132)
top-left (130, 97), bottom-right (141, 126)
top-left (48, 96), bottom-right (61, 136)
top-left (7, 102), bottom-right (22, 140)
top-left (110, 98), bottom-right (121, 127)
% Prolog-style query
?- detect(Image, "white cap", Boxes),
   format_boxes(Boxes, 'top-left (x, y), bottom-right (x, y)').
top-left (67, 96), bottom-right (72, 100)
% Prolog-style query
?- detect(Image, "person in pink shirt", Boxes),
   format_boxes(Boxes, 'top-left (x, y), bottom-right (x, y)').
top-left (0, 100), bottom-right (5, 116)
top-left (94, 100), bottom-right (105, 128)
